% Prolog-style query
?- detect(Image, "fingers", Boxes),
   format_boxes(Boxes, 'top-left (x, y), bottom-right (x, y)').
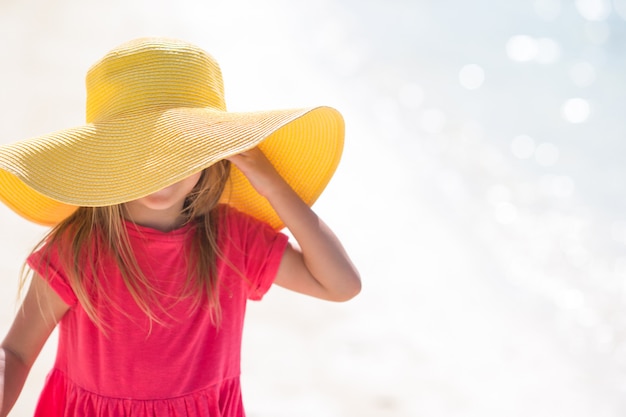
top-left (226, 147), bottom-right (270, 171)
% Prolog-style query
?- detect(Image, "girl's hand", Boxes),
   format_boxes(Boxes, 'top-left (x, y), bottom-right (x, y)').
top-left (226, 147), bottom-right (289, 199)
top-left (227, 147), bottom-right (361, 302)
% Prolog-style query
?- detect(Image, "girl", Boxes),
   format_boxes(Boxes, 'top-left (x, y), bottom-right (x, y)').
top-left (0, 38), bottom-right (360, 416)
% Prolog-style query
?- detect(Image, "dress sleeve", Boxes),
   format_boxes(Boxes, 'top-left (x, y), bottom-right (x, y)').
top-left (27, 245), bottom-right (78, 307)
top-left (222, 206), bottom-right (289, 301)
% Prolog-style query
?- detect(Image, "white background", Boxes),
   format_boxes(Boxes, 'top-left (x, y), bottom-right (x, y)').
top-left (1, 0), bottom-right (626, 416)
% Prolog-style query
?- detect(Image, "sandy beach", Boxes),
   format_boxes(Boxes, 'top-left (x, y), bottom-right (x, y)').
top-left (2, 0), bottom-right (626, 415)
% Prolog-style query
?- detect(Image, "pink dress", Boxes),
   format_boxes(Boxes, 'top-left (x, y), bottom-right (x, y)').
top-left (27, 206), bottom-right (289, 417)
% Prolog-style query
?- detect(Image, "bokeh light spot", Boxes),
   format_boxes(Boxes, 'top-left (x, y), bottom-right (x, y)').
top-left (506, 35), bottom-right (538, 62)
top-left (561, 98), bottom-right (591, 123)
top-left (458, 64), bottom-right (485, 90)
top-left (575, 0), bottom-right (611, 21)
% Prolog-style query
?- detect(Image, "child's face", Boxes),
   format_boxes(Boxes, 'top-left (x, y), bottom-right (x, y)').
top-left (122, 172), bottom-right (202, 229)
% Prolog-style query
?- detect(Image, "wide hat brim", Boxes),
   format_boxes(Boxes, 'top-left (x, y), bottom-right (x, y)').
top-left (0, 105), bottom-right (344, 229)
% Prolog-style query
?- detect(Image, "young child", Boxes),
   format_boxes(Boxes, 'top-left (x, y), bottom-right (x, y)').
top-left (0, 38), bottom-right (360, 416)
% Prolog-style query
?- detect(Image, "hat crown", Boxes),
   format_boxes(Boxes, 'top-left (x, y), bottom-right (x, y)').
top-left (85, 38), bottom-right (226, 123)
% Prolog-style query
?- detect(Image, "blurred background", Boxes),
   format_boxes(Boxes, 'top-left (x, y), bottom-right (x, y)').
top-left (1, 0), bottom-right (626, 416)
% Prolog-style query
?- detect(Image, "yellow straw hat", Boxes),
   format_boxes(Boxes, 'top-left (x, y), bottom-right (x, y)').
top-left (0, 38), bottom-right (344, 229)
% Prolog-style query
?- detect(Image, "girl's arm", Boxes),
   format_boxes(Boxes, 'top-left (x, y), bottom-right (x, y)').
top-left (227, 148), bottom-right (361, 302)
top-left (1, 273), bottom-right (70, 416)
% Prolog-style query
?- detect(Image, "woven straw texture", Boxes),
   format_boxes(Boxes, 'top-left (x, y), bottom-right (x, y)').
top-left (0, 38), bottom-right (344, 229)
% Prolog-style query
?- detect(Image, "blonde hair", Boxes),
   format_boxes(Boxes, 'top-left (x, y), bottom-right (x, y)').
top-left (23, 160), bottom-right (232, 332)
